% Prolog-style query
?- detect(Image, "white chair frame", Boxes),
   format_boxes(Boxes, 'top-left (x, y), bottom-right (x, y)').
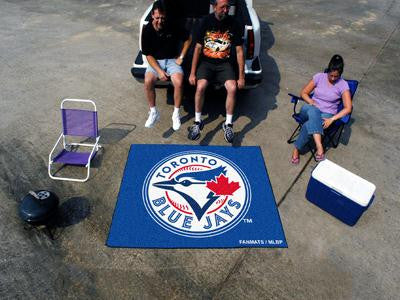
top-left (48, 99), bottom-right (101, 182)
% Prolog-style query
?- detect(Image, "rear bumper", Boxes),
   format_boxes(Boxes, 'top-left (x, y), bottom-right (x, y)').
top-left (131, 52), bottom-right (262, 89)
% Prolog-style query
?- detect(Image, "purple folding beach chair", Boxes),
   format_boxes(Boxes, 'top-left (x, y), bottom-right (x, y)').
top-left (48, 99), bottom-right (101, 182)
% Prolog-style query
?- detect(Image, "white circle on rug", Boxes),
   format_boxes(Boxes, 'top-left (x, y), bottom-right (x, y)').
top-left (142, 151), bottom-right (251, 238)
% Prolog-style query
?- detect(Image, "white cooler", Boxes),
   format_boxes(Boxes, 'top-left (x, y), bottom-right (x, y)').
top-left (306, 159), bottom-right (376, 226)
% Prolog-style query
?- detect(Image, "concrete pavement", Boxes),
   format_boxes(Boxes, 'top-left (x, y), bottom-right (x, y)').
top-left (0, 0), bottom-right (399, 298)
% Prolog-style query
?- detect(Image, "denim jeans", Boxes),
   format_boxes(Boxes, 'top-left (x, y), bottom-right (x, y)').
top-left (294, 104), bottom-right (333, 150)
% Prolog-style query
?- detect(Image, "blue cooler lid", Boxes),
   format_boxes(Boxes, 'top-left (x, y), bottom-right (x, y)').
top-left (311, 160), bottom-right (376, 207)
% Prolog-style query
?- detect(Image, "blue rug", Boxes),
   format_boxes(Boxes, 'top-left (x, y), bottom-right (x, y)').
top-left (107, 144), bottom-right (287, 248)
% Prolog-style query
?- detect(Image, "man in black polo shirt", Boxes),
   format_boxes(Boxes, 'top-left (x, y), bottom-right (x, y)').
top-left (188, 0), bottom-right (245, 143)
top-left (141, 1), bottom-right (191, 130)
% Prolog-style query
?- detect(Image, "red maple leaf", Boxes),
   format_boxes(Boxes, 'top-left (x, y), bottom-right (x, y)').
top-left (206, 174), bottom-right (240, 196)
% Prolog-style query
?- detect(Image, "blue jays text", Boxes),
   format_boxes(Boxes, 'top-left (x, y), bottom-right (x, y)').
top-left (151, 196), bottom-right (241, 230)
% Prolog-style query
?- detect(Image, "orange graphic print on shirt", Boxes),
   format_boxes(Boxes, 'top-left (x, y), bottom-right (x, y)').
top-left (203, 30), bottom-right (232, 59)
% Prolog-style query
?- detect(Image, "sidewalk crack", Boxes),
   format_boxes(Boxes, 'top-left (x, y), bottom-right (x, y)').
top-left (359, 20), bottom-right (400, 84)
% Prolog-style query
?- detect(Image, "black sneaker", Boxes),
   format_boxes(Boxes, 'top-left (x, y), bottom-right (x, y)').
top-left (222, 123), bottom-right (234, 143)
top-left (188, 121), bottom-right (204, 140)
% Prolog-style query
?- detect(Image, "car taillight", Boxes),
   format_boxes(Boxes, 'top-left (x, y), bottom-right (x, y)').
top-left (246, 29), bottom-right (254, 59)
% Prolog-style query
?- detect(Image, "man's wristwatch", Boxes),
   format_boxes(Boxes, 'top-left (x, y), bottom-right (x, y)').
top-left (179, 55), bottom-right (184, 60)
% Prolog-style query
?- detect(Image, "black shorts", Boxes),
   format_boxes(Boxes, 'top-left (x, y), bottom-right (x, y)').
top-left (196, 61), bottom-right (236, 84)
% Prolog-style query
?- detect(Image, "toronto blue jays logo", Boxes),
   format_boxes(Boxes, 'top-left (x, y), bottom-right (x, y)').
top-left (142, 151), bottom-right (251, 238)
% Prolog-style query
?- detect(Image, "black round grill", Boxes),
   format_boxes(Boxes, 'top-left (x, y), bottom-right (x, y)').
top-left (19, 190), bottom-right (59, 224)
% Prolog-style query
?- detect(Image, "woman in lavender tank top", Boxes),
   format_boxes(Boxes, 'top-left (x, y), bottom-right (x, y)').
top-left (291, 55), bottom-right (352, 164)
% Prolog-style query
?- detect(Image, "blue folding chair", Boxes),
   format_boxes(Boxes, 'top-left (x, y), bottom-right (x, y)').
top-left (48, 99), bottom-right (101, 182)
top-left (287, 79), bottom-right (359, 157)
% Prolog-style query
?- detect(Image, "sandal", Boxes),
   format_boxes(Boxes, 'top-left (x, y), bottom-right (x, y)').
top-left (315, 153), bottom-right (325, 162)
top-left (291, 156), bottom-right (300, 165)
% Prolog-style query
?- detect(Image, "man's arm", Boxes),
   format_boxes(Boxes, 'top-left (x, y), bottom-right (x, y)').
top-left (176, 35), bottom-right (192, 66)
top-left (189, 43), bottom-right (202, 86)
top-left (236, 45), bottom-right (245, 89)
top-left (146, 55), bottom-right (169, 81)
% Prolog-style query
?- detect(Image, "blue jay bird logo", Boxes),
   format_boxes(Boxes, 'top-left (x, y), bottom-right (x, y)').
top-left (153, 166), bottom-right (235, 221)
top-left (142, 151), bottom-right (251, 238)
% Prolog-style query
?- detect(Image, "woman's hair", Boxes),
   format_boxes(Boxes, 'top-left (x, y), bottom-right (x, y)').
top-left (327, 54), bottom-right (344, 75)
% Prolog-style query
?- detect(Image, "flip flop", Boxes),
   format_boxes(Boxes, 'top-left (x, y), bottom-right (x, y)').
top-left (291, 156), bottom-right (300, 165)
top-left (315, 153), bottom-right (325, 162)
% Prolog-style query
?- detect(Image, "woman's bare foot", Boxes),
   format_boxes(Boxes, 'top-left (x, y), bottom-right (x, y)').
top-left (313, 134), bottom-right (324, 156)
top-left (291, 148), bottom-right (300, 164)
top-left (316, 144), bottom-right (324, 156)
top-left (315, 144), bottom-right (325, 162)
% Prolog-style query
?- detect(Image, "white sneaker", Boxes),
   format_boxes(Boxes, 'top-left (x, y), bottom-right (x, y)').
top-left (172, 113), bottom-right (181, 131)
top-left (145, 109), bottom-right (160, 128)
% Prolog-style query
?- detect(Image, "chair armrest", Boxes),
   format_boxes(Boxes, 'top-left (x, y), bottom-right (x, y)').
top-left (86, 136), bottom-right (101, 166)
top-left (288, 93), bottom-right (305, 115)
top-left (288, 93), bottom-right (303, 103)
top-left (49, 133), bottom-right (63, 162)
